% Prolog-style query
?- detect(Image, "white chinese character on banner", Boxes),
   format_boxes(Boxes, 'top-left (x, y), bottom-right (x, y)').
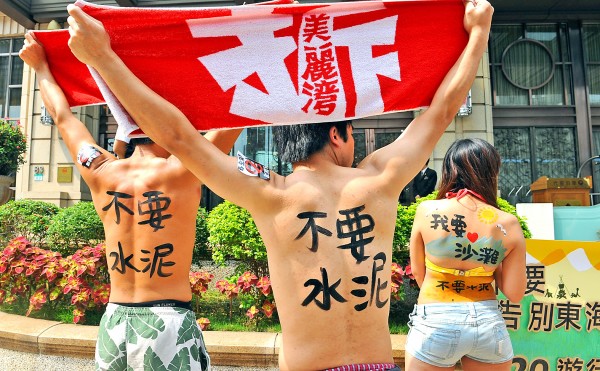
top-left (187, 3), bottom-right (400, 123)
top-left (188, 9), bottom-right (302, 123)
top-left (327, 14), bottom-right (400, 117)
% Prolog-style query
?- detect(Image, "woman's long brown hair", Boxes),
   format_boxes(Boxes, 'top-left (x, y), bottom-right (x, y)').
top-left (436, 138), bottom-right (501, 208)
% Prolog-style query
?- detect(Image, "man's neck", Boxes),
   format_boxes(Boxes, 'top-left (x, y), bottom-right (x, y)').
top-left (292, 150), bottom-right (345, 172)
top-left (133, 143), bottom-right (170, 159)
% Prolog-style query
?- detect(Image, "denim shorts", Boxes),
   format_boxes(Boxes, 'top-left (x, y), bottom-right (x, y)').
top-left (405, 300), bottom-right (513, 367)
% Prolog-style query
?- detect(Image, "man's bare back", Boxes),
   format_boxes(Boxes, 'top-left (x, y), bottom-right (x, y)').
top-left (254, 163), bottom-right (399, 369)
top-left (90, 148), bottom-right (202, 303)
top-left (70, 134), bottom-right (239, 304)
top-left (18, 31), bottom-right (241, 304)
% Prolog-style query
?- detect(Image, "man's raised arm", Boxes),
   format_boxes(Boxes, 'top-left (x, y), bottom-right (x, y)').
top-left (19, 31), bottom-right (113, 191)
top-left (66, 5), bottom-right (279, 211)
top-left (204, 128), bottom-right (243, 156)
top-left (359, 0), bottom-right (494, 195)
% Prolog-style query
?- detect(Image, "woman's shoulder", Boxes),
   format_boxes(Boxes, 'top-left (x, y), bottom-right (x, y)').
top-left (416, 198), bottom-right (447, 211)
top-left (495, 207), bottom-right (520, 224)
top-left (491, 207), bottom-right (525, 240)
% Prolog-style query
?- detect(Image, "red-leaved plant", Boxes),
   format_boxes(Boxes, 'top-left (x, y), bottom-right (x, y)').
top-left (390, 262), bottom-right (416, 301)
top-left (215, 271), bottom-right (276, 324)
top-left (189, 270), bottom-right (214, 329)
top-left (0, 237), bottom-right (110, 324)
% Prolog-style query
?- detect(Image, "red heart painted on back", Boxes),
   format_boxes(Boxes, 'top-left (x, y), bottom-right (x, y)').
top-left (467, 232), bottom-right (478, 243)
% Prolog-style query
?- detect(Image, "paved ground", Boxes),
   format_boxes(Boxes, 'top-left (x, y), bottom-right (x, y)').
top-left (0, 347), bottom-right (278, 370)
top-left (194, 260), bottom-right (237, 289)
top-left (0, 347), bottom-right (94, 371)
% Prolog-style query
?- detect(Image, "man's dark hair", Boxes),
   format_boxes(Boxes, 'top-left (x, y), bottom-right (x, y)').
top-left (273, 121), bottom-right (351, 163)
top-left (124, 137), bottom-right (154, 158)
top-left (129, 137), bottom-right (154, 146)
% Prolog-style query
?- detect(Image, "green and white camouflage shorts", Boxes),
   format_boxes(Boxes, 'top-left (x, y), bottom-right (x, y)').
top-left (95, 303), bottom-right (210, 371)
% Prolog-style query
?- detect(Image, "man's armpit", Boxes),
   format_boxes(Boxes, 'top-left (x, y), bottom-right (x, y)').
top-left (77, 144), bottom-right (104, 169)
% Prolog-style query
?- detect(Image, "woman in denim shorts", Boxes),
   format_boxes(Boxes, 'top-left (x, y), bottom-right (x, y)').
top-left (406, 138), bottom-right (526, 370)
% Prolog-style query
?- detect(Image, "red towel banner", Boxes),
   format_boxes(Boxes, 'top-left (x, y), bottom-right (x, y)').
top-left (34, 0), bottom-right (467, 134)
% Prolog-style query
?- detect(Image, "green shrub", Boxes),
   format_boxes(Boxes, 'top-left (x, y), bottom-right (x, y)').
top-left (496, 197), bottom-right (532, 239)
top-left (46, 202), bottom-right (104, 255)
top-left (0, 199), bottom-right (59, 246)
top-left (392, 203), bottom-right (412, 265)
top-left (0, 120), bottom-right (27, 176)
top-left (393, 191), bottom-right (532, 262)
top-left (193, 207), bottom-right (211, 264)
top-left (207, 201), bottom-right (268, 275)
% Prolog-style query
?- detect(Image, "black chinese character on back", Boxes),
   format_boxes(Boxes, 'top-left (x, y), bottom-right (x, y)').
top-left (477, 247), bottom-right (499, 265)
top-left (296, 211), bottom-right (332, 252)
top-left (350, 252), bottom-right (389, 311)
top-left (455, 242), bottom-right (479, 261)
top-left (138, 191), bottom-right (172, 231)
top-left (336, 205), bottom-right (375, 263)
top-left (103, 191), bottom-right (134, 225)
top-left (430, 214), bottom-right (450, 232)
top-left (450, 214), bottom-right (467, 237)
top-left (139, 243), bottom-right (176, 278)
top-left (109, 241), bottom-right (140, 274)
top-left (302, 267), bottom-right (347, 310)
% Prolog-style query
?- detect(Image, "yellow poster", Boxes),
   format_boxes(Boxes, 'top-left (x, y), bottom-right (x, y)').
top-left (503, 240), bottom-right (600, 371)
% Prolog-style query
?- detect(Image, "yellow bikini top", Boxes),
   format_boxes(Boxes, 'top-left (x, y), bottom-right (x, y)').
top-left (425, 257), bottom-right (494, 277)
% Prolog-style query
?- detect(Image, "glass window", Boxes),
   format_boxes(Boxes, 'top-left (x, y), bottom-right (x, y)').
top-left (583, 24), bottom-right (600, 62)
top-left (0, 56), bottom-right (8, 110)
top-left (11, 38), bottom-right (23, 53)
top-left (352, 127), bottom-right (404, 167)
top-left (0, 38), bottom-right (24, 120)
top-left (232, 126), bottom-right (292, 176)
top-left (594, 128), bottom-right (600, 156)
top-left (526, 24), bottom-right (564, 61)
top-left (10, 57), bottom-right (23, 85)
top-left (490, 25), bottom-right (521, 64)
top-left (353, 128), bottom-right (366, 166)
top-left (583, 24), bottom-right (600, 105)
top-left (494, 127), bottom-right (577, 203)
top-left (532, 67), bottom-right (564, 106)
top-left (534, 127), bottom-right (577, 179)
top-left (490, 24), bottom-right (573, 106)
top-left (494, 65), bottom-right (528, 105)
top-left (0, 40), bottom-right (9, 54)
top-left (494, 128), bottom-right (532, 200)
top-left (8, 88), bottom-right (21, 118)
top-left (373, 128), bottom-right (401, 150)
top-left (502, 39), bottom-right (554, 89)
top-left (589, 66), bottom-right (600, 105)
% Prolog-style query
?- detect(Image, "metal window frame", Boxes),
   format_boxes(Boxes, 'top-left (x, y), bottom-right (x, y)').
top-left (0, 37), bottom-right (24, 120)
top-left (490, 21), bottom-right (594, 177)
top-left (501, 38), bottom-right (556, 91)
top-left (491, 23), bottom-right (574, 107)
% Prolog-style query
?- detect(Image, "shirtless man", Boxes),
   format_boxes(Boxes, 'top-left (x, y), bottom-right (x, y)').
top-left (19, 33), bottom-right (241, 370)
top-left (65, 0), bottom-right (493, 369)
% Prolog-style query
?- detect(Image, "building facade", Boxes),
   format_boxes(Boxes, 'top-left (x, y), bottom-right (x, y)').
top-left (489, 19), bottom-right (600, 203)
top-left (0, 0), bottom-right (598, 207)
